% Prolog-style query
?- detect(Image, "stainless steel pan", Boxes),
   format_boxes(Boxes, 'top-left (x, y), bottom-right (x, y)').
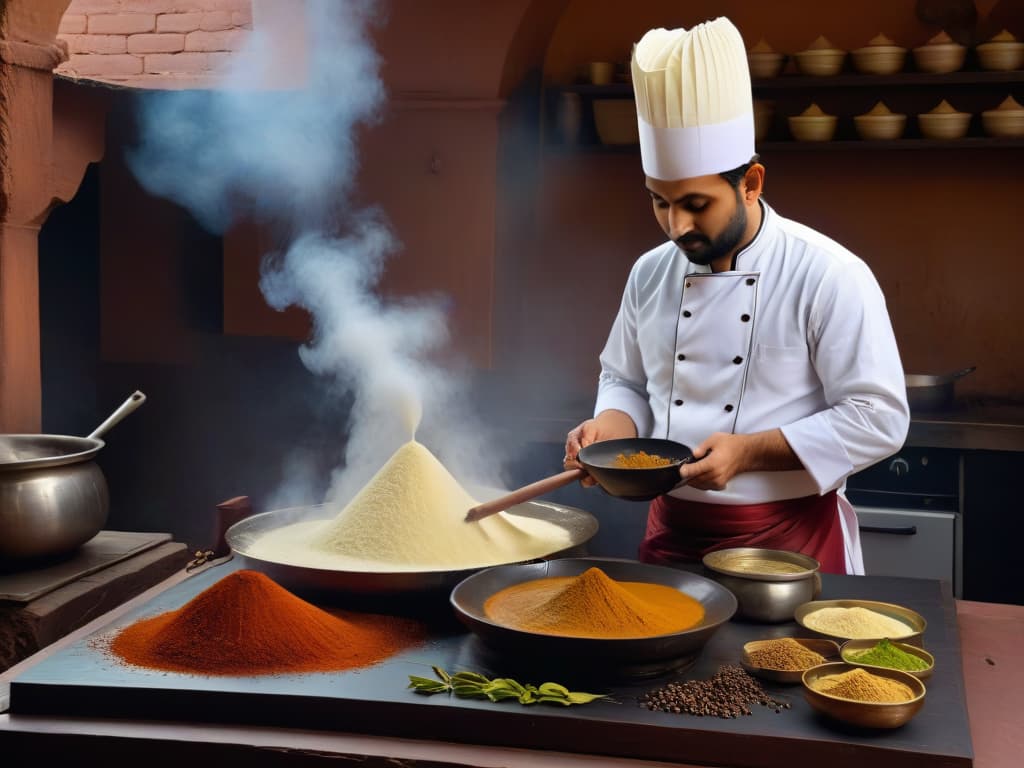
top-left (226, 497), bottom-right (599, 597)
top-left (905, 366), bottom-right (975, 411)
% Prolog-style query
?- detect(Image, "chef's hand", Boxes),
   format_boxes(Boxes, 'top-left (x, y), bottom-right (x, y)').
top-left (680, 429), bottom-right (803, 491)
top-left (564, 409), bottom-right (637, 487)
top-left (679, 432), bottom-right (749, 491)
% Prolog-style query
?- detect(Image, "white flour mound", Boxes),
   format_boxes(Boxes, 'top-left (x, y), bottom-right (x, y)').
top-left (248, 440), bottom-right (574, 571)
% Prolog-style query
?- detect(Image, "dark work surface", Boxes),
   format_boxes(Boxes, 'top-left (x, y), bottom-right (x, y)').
top-left (8, 560), bottom-right (972, 768)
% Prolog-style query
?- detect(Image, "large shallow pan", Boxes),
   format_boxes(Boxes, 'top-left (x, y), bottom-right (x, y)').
top-left (226, 498), bottom-right (599, 598)
top-left (450, 557), bottom-right (736, 678)
top-left (905, 366), bottom-right (975, 412)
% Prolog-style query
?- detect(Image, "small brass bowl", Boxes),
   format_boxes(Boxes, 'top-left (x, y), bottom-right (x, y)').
top-left (741, 637), bottom-right (841, 683)
top-left (794, 49), bottom-right (846, 76)
top-left (794, 598), bottom-right (926, 645)
top-left (803, 662), bottom-right (926, 729)
top-left (912, 43), bottom-right (966, 74)
top-left (748, 52), bottom-right (786, 78)
top-left (788, 115), bottom-right (838, 142)
top-left (840, 639), bottom-right (935, 680)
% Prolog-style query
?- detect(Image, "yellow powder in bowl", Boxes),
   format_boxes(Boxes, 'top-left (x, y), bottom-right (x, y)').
top-left (810, 667), bottom-right (915, 703)
top-left (802, 606), bottom-right (915, 639)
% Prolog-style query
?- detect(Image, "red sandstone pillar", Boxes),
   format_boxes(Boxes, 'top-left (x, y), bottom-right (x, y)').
top-left (0, 0), bottom-right (88, 432)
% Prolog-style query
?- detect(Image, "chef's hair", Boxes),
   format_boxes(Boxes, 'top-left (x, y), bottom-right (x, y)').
top-left (719, 154), bottom-right (761, 189)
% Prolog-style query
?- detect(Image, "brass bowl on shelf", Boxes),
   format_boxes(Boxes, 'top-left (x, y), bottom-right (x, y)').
top-left (794, 49), bottom-right (846, 76)
top-left (803, 662), bottom-right (926, 729)
top-left (976, 41), bottom-right (1024, 72)
top-left (748, 51), bottom-right (785, 78)
top-left (788, 114), bottom-right (838, 142)
top-left (851, 45), bottom-right (907, 75)
top-left (918, 111), bottom-right (971, 140)
top-left (592, 99), bottom-right (639, 146)
top-left (840, 639), bottom-right (935, 680)
top-left (912, 43), bottom-right (966, 73)
top-left (854, 113), bottom-right (907, 140)
top-left (981, 108), bottom-right (1024, 138)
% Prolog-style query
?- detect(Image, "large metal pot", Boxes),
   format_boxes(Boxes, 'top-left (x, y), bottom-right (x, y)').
top-left (905, 366), bottom-right (975, 412)
top-left (0, 392), bottom-right (146, 565)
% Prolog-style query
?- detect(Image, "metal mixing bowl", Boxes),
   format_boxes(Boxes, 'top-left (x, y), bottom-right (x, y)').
top-left (450, 557), bottom-right (736, 677)
top-left (702, 548), bottom-right (822, 623)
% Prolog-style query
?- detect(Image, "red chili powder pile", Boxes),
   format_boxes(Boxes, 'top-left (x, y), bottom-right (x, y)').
top-left (107, 570), bottom-right (427, 676)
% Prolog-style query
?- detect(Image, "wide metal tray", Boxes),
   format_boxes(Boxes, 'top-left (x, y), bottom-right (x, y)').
top-left (226, 500), bottom-right (599, 597)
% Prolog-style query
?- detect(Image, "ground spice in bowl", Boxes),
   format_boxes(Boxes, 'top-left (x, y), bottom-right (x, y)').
top-left (106, 569), bottom-right (427, 676)
top-left (483, 566), bottom-right (704, 639)
top-left (613, 451), bottom-right (673, 468)
top-left (809, 667), bottom-right (915, 703)
top-left (843, 639), bottom-right (931, 672)
top-left (747, 637), bottom-right (827, 671)
top-left (641, 665), bottom-right (791, 717)
top-left (801, 605), bottom-right (915, 639)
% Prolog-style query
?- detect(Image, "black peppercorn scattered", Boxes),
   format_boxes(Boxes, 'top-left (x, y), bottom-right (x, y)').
top-left (639, 665), bottom-right (789, 719)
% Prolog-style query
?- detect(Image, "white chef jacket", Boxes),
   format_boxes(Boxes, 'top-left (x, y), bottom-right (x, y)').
top-left (595, 200), bottom-right (910, 574)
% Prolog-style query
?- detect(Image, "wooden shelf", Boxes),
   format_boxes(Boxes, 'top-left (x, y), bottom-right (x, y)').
top-left (546, 137), bottom-right (1024, 154)
top-left (557, 69), bottom-right (1024, 98)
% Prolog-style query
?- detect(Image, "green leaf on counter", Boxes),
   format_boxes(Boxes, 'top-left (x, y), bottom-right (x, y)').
top-left (406, 667), bottom-right (608, 707)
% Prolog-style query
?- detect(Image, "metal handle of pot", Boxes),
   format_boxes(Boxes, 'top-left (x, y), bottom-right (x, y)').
top-left (948, 365), bottom-right (977, 381)
top-left (87, 391), bottom-right (147, 441)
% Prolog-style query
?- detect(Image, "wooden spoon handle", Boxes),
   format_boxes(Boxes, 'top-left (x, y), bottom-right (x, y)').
top-left (464, 469), bottom-right (586, 522)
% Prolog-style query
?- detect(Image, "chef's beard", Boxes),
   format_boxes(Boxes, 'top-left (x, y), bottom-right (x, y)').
top-left (676, 202), bottom-right (748, 267)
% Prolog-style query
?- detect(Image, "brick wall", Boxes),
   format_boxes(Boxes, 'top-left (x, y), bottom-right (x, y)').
top-left (56, 0), bottom-right (253, 87)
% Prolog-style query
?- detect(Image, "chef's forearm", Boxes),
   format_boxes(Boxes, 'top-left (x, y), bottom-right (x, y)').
top-left (595, 408), bottom-right (639, 438)
top-left (740, 429), bottom-right (805, 472)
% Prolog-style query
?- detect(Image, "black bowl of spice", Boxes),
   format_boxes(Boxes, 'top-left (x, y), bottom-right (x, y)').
top-left (578, 438), bottom-right (693, 501)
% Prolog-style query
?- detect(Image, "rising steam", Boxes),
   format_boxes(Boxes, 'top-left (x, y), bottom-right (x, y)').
top-left (125, 0), bottom-right (489, 508)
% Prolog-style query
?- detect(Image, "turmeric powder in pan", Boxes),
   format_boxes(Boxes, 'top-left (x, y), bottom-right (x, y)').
top-left (484, 567), bottom-right (704, 639)
top-left (613, 451), bottom-right (674, 468)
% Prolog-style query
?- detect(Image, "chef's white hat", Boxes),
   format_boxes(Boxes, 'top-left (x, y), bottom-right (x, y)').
top-left (632, 17), bottom-right (755, 180)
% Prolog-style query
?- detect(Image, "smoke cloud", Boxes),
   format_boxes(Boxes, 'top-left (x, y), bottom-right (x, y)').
top-left (126, 0), bottom-right (495, 510)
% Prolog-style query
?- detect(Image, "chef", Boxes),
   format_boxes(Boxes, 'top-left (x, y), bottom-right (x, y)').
top-left (563, 17), bottom-right (910, 575)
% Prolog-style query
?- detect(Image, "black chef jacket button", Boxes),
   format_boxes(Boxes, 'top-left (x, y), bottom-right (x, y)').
top-left (746, 278), bottom-right (755, 286)
top-left (733, 356), bottom-right (743, 364)
top-left (682, 310), bottom-right (692, 318)
top-left (674, 399), bottom-right (684, 406)
top-left (677, 353), bottom-right (686, 361)
top-left (741, 314), bottom-right (751, 322)
top-left (685, 281), bottom-right (692, 288)
top-left (724, 404), bottom-right (734, 412)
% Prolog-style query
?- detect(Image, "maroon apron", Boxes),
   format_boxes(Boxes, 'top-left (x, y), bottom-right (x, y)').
top-left (638, 490), bottom-right (847, 574)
